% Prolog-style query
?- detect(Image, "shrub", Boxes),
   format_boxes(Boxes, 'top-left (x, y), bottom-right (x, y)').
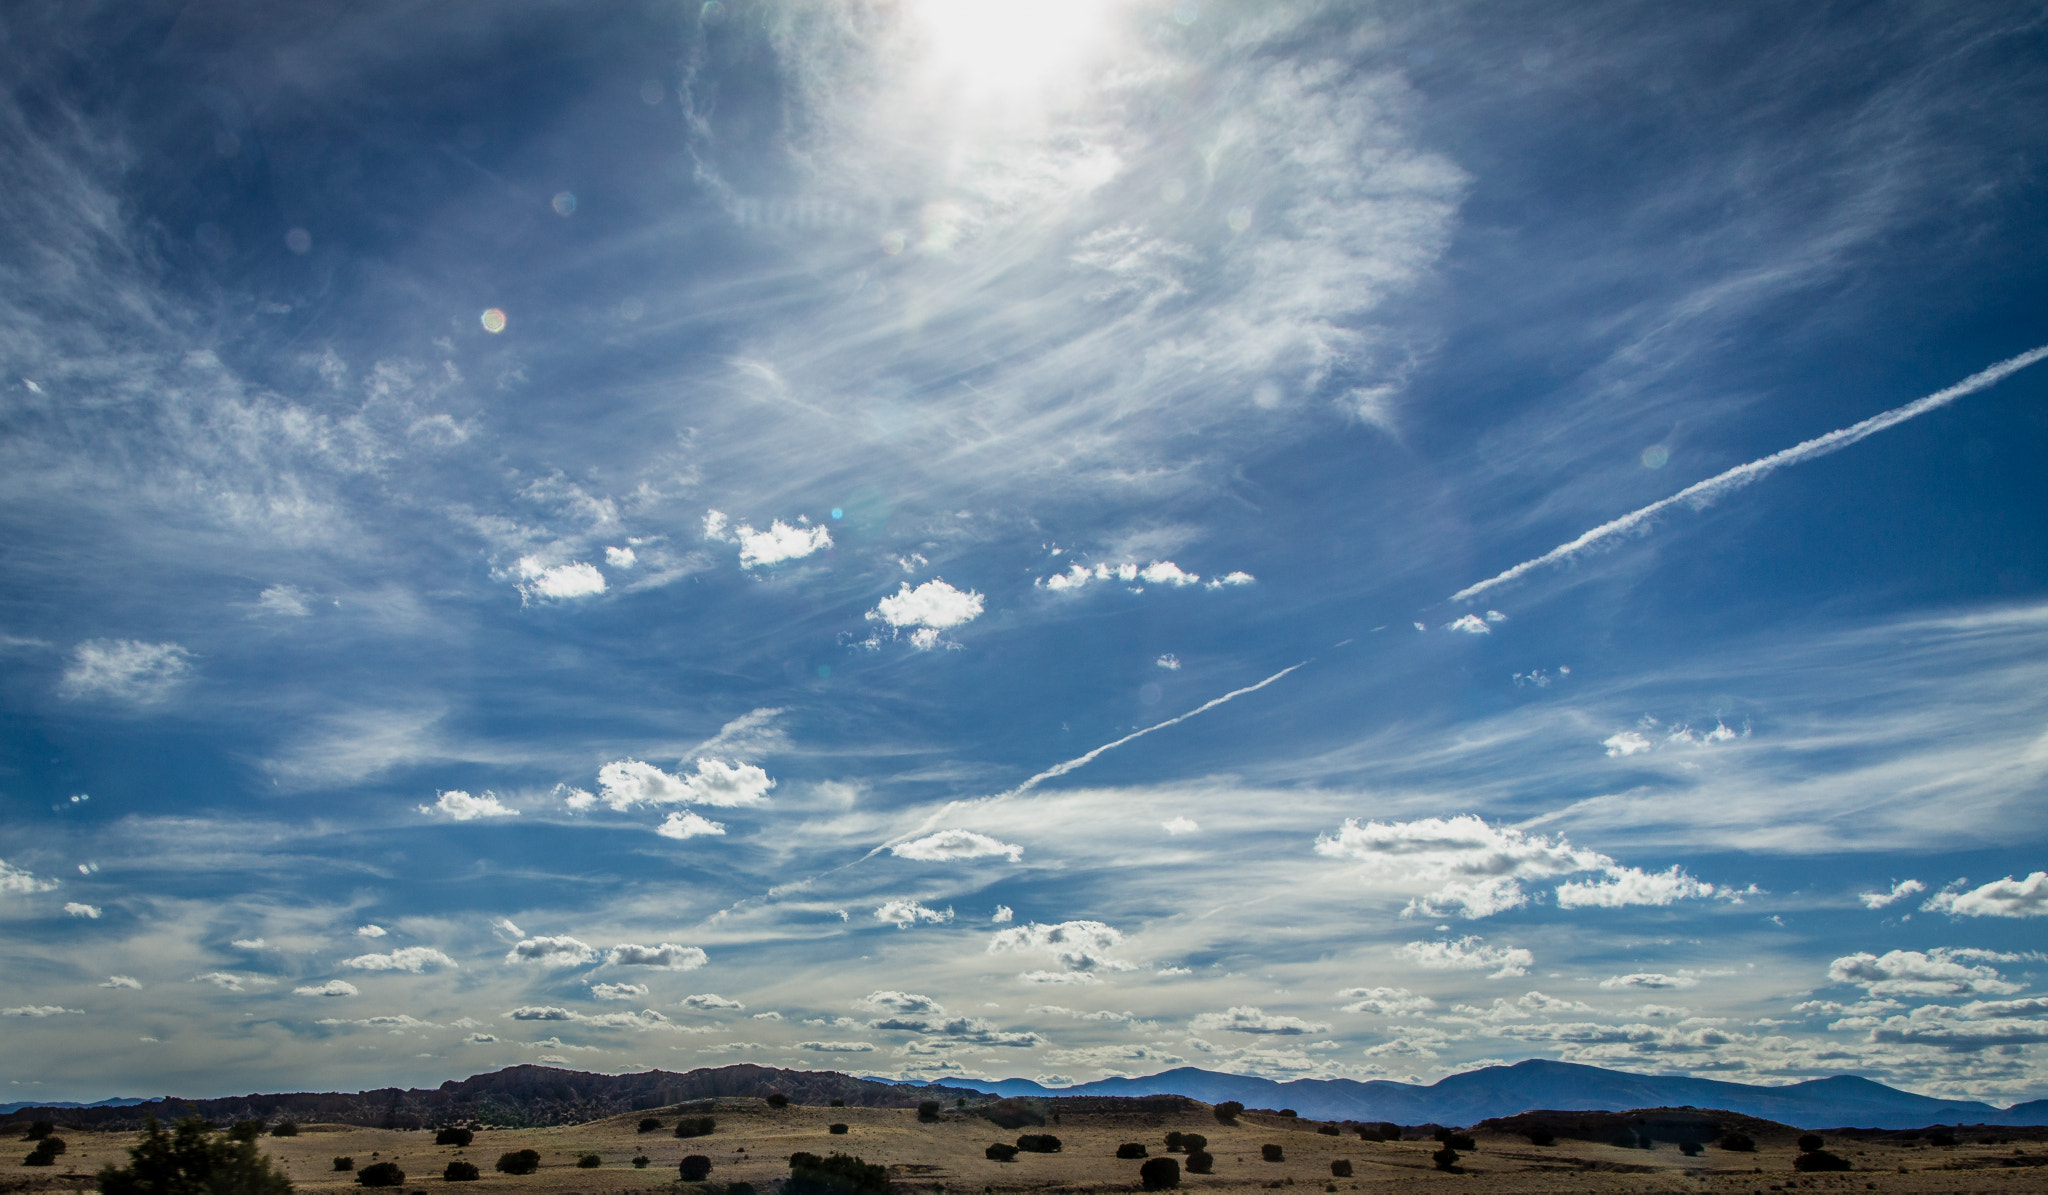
top-left (1278, 1109), bottom-right (1297, 1119)
top-left (675, 1116), bottom-right (716, 1139)
top-left (1117, 1143), bottom-right (1149, 1159)
top-left (335, 1156), bottom-right (356, 1171)
top-left (356, 1162), bottom-right (406, 1187)
top-left (271, 1122), bottom-right (299, 1138)
top-left (1139, 1156), bottom-right (1181, 1190)
top-left (829, 1124), bottom-right (849, 1135)
top-left (1719, 1133), bottom-right (1755, 1152)
top-left (496, 1149), bottom-right (541, 1175)
top-left (229, 1121), bottom-right (265, 1144)
top-left (31, 1137), bottom-right (66, 1157)
top-left (985, 1143), bottom-right (1018, 1162)
top-left (1432, 1147), bottom-right (1459, 1172)
top-left (1214, 1101), bottom-right (1244, 1126)
top-left (1261, 1145), bottom-right (1284, 1163)
top-left (787, 1151), bottom-right (888, 1195)
top-left (25, 1122), bottom-right (54, 1141)
top-left (1330, 1161), bottom-right (1353, 1178)
top-left (1797, 1134), bottom-right (1825, 1153)
top-left (23, 1151), bottom-right (54, 1167)
top-left (679, 1155), bottom-right (713, 1182)
top-left (638, 1118), bottom-right (662, 1133)
top-left (767, 1094), bottom-right (790, 1110)
top-left (444, 1161), bottom-right (480, 1182)
top-left (99, 1116), bottom-right (291, 1195)
top-left (1793, 1150), bottom-right (1852, 1173)
top-left (1528, 1127), bottom-right (1556, 1147)
top-left (1164, 1132), bottom-right (1184, 1152)
top-left (918, 1101), bottom-right (941, 1123)
top-left (1017, 1134), bottom-right (1062, 1153)
top-left (729, 1184), bottom-right (755, 1195)
top-left (830, 1099), bottom-right (845, 1108)
top-left (632, 1156), bottom-right (650, 1168)
top-left (1185, 1151), bottom-right (1213, 1175)
top-left (436, 1127), bottom-right (475, 1147)
top-left (1679, 1141), bottom-right (1702, 1157)
top-left (1610, 1128), bottom-right (1640, 1149)
top-left (1445, 1133), bottom-right (1475, 1152)
top-left (1929, 1131), bottom-right (1957, 1148)
top-left (1317, 1124), bottom-right (1339, 1136)
top-left (1373, 1123), bottom-right (1402, 1142)
top-left (1180, 1134), bottom-right (1207, 1154)
top-left (576, 1154), bottom-right (601, 1168)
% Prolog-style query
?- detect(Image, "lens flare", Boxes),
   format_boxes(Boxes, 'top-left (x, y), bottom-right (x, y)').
top-left (480, 308), bottom-right (507, 334)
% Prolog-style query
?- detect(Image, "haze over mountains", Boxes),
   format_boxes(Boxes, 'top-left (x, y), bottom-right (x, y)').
top-left (8, 1062), bottom-right (2044, 1132)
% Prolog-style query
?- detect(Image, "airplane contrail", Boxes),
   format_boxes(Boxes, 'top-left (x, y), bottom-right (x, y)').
top-left (1452, 344), bottom-right (2048, 604)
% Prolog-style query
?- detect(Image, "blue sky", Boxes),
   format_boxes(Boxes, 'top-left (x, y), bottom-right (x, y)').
top-left (4, 0), bottom-right (2048, 1106)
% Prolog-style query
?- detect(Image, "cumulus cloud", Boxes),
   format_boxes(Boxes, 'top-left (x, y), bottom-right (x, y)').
top-left (605, 545), bottom-right (637, 568)
top-left (254, 584), bottom-right (312, 616)
top-left (191, 972), bottom-right (275, 992)
top-left (992, 905), bottom-right (1014, 923)
top-left (798, 1040), bottom-right (876, 1052)
top-left (868, 579), bottom-right (985, 641)
top-left (1603, 731), bottom-right (1653, 756)
top-left (597, 758), bottom-right (774, 810)
top-left (504, 936), bottom-right (598, 967)
top-left (1860, 879), bottom-right (1928, 909)
top-left (859, 990), bottom-right (946, 1015)
top-left (419, 789), bottom-right (518, 820)
top-left (1400, 936), bottom-right (1532, 978)
top-left (0, 859), bottom-right (59, 894)
top-left (753, 1011), bottom-right (783, 1020)
top-left (874, 899), bottom-right (954, 928)
top-left (3, 1005), bottom-right (83, 1017)
top-left (515, 557), bottom-right (607, 601)
top-left (1600, 972), bottom-right (1698, 991)
top-left (356, 924), bottom-right (387, 937)
top-left (1923, 872), bottom-right (2048, 918)
top-left (590, 982), bottom-right (648, 1001)
top-left (231, 938), bottom-right (267, 949)
top-left (890, 829), bottom-right (1023, 863)
top-left (316, 1013), bottom-right (438, 1031)
top-left (295, 980), bottom-right (360, 997)
top-left (1162, 817), bottom-right (1200, 835)
top-left (1443, 614), bottom-right (1492, 634)
top-left (508, 1006), bottom-right (680, 1031)
top-left (1190, 1006), bottom-right (1331, 1036)
top-left (606, 942), bottom-right (708, 970)
top-left (1555, 865), bottom-right (1718, 908)
top-left (656, 811), bottom-right (728, 840)
top-left (59, 639), bottom-right (193, 703)
top-left (1827, 948), bottom-right (2024, 997)
top-left (343, 947), bottom-right (458, 973)
top-left (735, 519), bottom-right (833, 568)
top-left (988, 920), bottom-right (1132, 974)
top-left (1336, 986), bottom-right (1436, 1016)
top-left (1156, 653), bottom-right (1181, 670)
top-left (683, 993), bottom-right (745, 1011)
top-left (100, 976), bottom-right (142, 989)
top-left (64, 901), bottom-right (101, 918)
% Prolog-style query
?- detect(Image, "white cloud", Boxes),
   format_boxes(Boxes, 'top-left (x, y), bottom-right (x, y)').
top-left (1827, 948), bottom-right (2024, 997)
top-left (890, 829), bottom-right (1023, 862)
top-left (3, 1005), bottom-right (83, 1017)
top-left (1018, 970), bottom-right (1103, 985)
top-left (988, 920), bottom-right (1133, 974)
top-left (503, 936), bottom-right (598, 967)
top-left (515, 556), bottom-right (607, 601)
top-left (1208, 571), bottom-right (1256, 588)
top-left (1443, 614), bottom-right (1491, 634)
top-left (656, 810), bottom-right (728, 839)
top-left (64, 901), bottom-right (101, 918)
top-left (464, 1032), bottom-right (497, 1044)
top-left (1860, 879), bottom-right (1928, 909)
top-left (255, 585), bottom-right (312, 616)
top-left (1402, 876), bottom-right (1529, 920)
top-left (596, 758), bottom-right (775, 810)
top-left (508, 1006), bottom-right (680, 1031)
top-left (874, 899), bottom-right (954, 928)
top-left (559, 786), bottom-right (597, 811)
top-left (702, 510), bottom-right (729, 540)
top-left (606, 942), bottom-right (708, 970)
top-left (590, 982), bottom-right (648, 1001)
top-left (0, 859), bottom-right (59, 894)
top-left (859, 990), bottom-right (946, 1015)
top-left (1162, 816), bottom-right (1200, 835)
top-left (343, 946), bottom-right (458, 973)
top-left (1139, 561), bottom-right (1200, 586)
top-left (735, 519), bottom-right (833, 568)
top-left (356, 924), bottom-right (387, 937)
top-left (1190, 1006), bottom-right (1330, 1036)
top-left (59, 639), bottom-right (192, 703)
top-left (100, 976), bottom-right (142, 989)
top-left (798, 1040), bottom-right (876, 1052)
top-left (605, 545), bottom-right (637, 568)
top-left (1555, 864), bottom-right (1717, 908)
top-left (1337, 987), bottom-right (1436, 1016)
top-left (1603, 731), bottom-right (1653, 756)
top-left (191, 972), bottom-right (275, 992)
top-left (753, 1011), bottom-right (783, 1020)
top-left (1600, 972), bottom-right (1699, 991)
top-left (231, 937), bottom-right (267, 949)
top-left (1924, 872), bottom-right (2048, 918)
top-left (1399, 936), bottom-right (1532, 978)
top-left (682, 993), bottom-right (745, 1011)
top-left (869, 579), bottom-right (985, 633)
top-left (419, 789), bottom-right (518, 820)
top-left (991, 904), bottom-right (1014, 923)
top-left (1156, 653), bottom-right (1181, 670)
top-left (294, 980), bottom-right (360, 997)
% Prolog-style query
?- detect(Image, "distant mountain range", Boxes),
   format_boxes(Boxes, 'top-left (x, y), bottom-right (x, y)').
top-left (930, 1059), bottom-right (2048, 1130)
top-left (6, 1060), bottom-right (2043, 1132)
top-left (0, 1097), bottom-right (151, 1116)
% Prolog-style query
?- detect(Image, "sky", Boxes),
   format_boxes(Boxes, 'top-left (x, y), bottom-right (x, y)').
top-left (3, 0), bottom-right (2048, 1108)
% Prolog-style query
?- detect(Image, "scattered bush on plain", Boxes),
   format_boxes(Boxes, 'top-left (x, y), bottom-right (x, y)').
top-left (1185, 1150), bottom-right (1214, 1175)
top-left (1331, 1161), bottom-right (1353, 1178)
top-left (1213, 1102), bottom-right (1244, 1126)
top-left (436, 1127), bottom-right (475, 1147)
top-left (787, 1151), bottom-right (887, 1195)
top-left (1116, 1143), bottom-right (1148, 1159)
top-left (496, 1149), bottom-right (541, 1175)
top-left (985, 1143), bottom-right (1018, 1162)
top-left (444, 1161), bottom-right (480, 1182)
top-left (356, 1161), bottom-right (405, 1187)
top-left (675, 1116), bottom-right (717, 1139)
top-left (679, 1154), bottom-right (713, 1182)
top-left (1260, 1144), bottom-right (1284, 1163)
top-left (1139, 1156), bottom-right (1181, 1190)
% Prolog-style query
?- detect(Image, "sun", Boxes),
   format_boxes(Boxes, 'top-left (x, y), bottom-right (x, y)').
top-left (905, 0), bottom-right (1124, 107)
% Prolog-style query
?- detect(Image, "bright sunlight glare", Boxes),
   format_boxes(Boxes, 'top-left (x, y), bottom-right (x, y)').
top-left (906, 0), bottom-right (1123, 105)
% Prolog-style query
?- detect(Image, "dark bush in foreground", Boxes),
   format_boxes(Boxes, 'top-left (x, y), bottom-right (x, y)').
top-left (436, 1127), bottom-right (475, 1147)
top-left (334, 1156), bottom-right (355, 1171)
top-left (1432, 1147), bottom-right (1459, 1172)
top-left (576, 1154), bottom-right (601, 1169)
top-left (1797, 1134), bottom-right (1824, 1153)
top-left (1164, 1131), bottom-right (1183, 1152)
top-left (30, 1137), bottom-right (66, 1158)
top-left (1260, 1144), bottom-right (1283, 1163)
top-left (985, 1143), bottom-right (1018, 1162)
top-left (1528, 1127), bottom-right (1556, 1146)
top-left (25, 1123), bottom-right (54, 1141)
top-left (496, 1149), bottom-right (541, 1175)
top-left (1016, 1134), bottom-right (1062, 1153)
top-left (918, 1101), bottom-right (941, 1122)
top-left (1444, 1133), bottom-right (1475, 1152)
top-left (1185, 1151), bottom-right (1213, 1175)
top-left (829, 1124), bottom-right (848, 1135)
top-left (444, 1161), bottom-right (480, 1182)
top-left (228, 1122), bottom-right (265, 1145)
top-left (1331, 1160), bottom-right (1353, 1178)
top-left (787, 1151), bottom-right (887, 1195)
top-left (271, 1122), bottom-right (299, 1138)
top-left (767, 1094), bottom-right (790, 1110)
top-left (99, 1116), bottom-right (291, 1195)
top-left (1213, 1102), bottom-right (1244, 1126)
top-left (1794, 1150), bottom-right (1852, 1172)
top-left (1117, 1143), bottom-right (1148, 1159)
top-left (1680, 1141), bottom-right (1702, 1157)
top-left (728, 1183), bottom-right (755, 1195)
top-left (1719, 1133), bottom-right (1755, 1152)
top-left (1929, 1131), bottom-right (1957, 1148)
top-left (23, 1151), bottom-right (54, 1167)
top-left (679, 1155), bottom-right (713, 1182)
top-left (632, 1156), bottom-right (650, 1168)
top-left (356, 1162), bottom-right (405, 1187)
top-left (638, 1118), bottom-right (662, 1133)
top-left (1179, 1133), bottom-right (1207, 1154)
top-left (1140, 1156), bottom-right (1181, 1190)
top-left (675, 1116), bottom-right (716, 1139)
top-left (1316, 1124), bottom-right (1339, 1136)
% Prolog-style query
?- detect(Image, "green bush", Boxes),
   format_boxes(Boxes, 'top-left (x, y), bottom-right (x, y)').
top-left (334, 1156), bottom-right (355, 1171)
top-left (1433, 1147), bottom-right (1459, 1172)
top-left (1185, 1150), bottom-right (1213, 1175)
top-left (679, 1155), bottom-right (712, 1182)
top-left (25, 1122), bottom-right (55, 1141)
top-left (1330, 1161), bottom-right (1352, 1178)
top-left (1179, 1133), bottom-right (1207, 1154)
top-left (767, 1094), bottom-right (790, 1110)
top-left (829, 1124), bottom-right (848, 1135)
top-left (576, 1154), bottom-right (601, 1169)
top-left (98, 1117), bottom-right (291, 1195)
top-left (984, 1144), bottom-right (1018, 1162)
top-left (1718, 1133), bottom-right (1755, 1152)
top-left (1164, 1132), bottom-right (1183, 1152)
top-left (23, 1151), bottom-right (54, 1167)
top-left (786, 1151), bottom-right (887, 1195)
top-left (1260, 1145), bottom-right (1283, 1163)
top-left (1016, 1134), bottom-right (1061, 1153)
top-left (31, 1137), bottom-right (66, 1157)
top-left (1278, 1109), bottom-right (1297, 1118)
top-left (1444, 1133), bottom-right (1475, 1152)
top-left (638, 1118), bottom-right (662, 1133)
top-left (1528, 1127), bottom-right (1556, 1147)
top-left (228, 1122), bottom-right (265, 1145)
top-left (917, 1101), bottom-right (941, 1122)
top-left (1139, 1157), bottom-right (1180, 1190)
top-left (444, 1161), bottom-right (480, 1182)
top-left (1213, 1102), bottom-right (1243, 1126)
top-left (632, 1156), bottom-right (650, 1169)
top-left (1793, 1150), bottom-right (1851, 1173)
top-left (1116, 1143), bottom-right (1148, 1159)
top-left (271, 1123), bottom-right (298, 1138)
top-left (1317, 1124), bottom-right (1339, 1136)
top-left (1797, 1134), bottom-right (1824, 1153)
top-left (1680, 1141), bottom-right (1702, 1157)
top-left (496, 1149), bottom-right (541, 1175)
top-left (356, 1161), bottom-right (405, 1187)
top-left (675, 1116), bottom-right (716, 1139)
top-left (436, 1128), bottom-right (474, 1147)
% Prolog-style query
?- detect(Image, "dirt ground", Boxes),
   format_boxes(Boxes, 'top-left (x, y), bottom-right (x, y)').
top-left (12, 1100), bottom-right (2046, 1195)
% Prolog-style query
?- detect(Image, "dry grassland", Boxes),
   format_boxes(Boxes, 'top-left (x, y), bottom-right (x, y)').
top-left (12, 1100), bottom-right (2046, 1195)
